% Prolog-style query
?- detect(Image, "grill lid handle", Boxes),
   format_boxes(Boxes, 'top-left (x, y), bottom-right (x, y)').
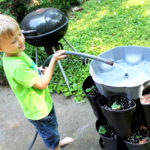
top-left (21, 30), bottom-right (37, 35)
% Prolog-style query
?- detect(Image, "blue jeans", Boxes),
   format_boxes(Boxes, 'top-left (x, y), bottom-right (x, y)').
top-left (28, 106), bottom-right (60, 149)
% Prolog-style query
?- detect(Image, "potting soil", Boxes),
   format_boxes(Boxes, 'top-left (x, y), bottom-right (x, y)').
top-left (127, 125), bottom-right (150, 144)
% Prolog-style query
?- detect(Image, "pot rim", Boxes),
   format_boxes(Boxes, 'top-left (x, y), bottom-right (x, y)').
top-left (140, 102), bottom-right (150, 106)
top-left (124, 139), bottom-right (150, 145)
top-left (100, 133), bottom-right (118, 141)
top-left (23, 16), bottom-right (68, 39)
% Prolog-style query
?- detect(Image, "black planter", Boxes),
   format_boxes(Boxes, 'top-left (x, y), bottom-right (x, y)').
top-left (140, 95), bottom-right (150, 128)
top-left (82, 76), bottom-right (105, 120)
top-left (97, 96), bottom-right (136, 138)
top-left (132, 99), bottom-right (146, 126)
top-left (141, 103), bottom-right (150, 128)
top-left (124, 140), bottom-right (150, 150)
top-left (99, 138), bottom-right (108, 150)
top-left (96, 120), bottom-right (118, 150)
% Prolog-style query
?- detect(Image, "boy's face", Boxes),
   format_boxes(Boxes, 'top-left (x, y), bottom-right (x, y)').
top-left (0, 29), bottom-right (25, 56)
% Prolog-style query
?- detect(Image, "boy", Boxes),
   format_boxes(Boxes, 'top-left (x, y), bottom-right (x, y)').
top-left (0, 14), bottom-right (74, 150)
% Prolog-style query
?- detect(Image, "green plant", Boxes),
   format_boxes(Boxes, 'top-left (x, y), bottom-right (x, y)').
top-left (85, 86), bottom-right (95, 93)
top-left (98, 126), bottom-right (106, 135)
top-left (111, 103), bottom-right (121, 110)
top-left (0, 0), bottom-right (6, 2)
top-left (26, 0), bottom-right (86, 14)
top-left (135, 135), bottom-right (141, 140)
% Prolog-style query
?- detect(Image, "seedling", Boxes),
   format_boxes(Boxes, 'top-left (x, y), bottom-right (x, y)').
top-left (98, 126), bottom-right (106, 135)
top-left (135, 135), bottom-right (140, 140)
top-left (85, 86), bottom-right (95, 93)
top-left (111, 102), bottom-right (121, 110)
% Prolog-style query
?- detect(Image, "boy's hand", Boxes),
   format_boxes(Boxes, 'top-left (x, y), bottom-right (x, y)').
top-left (51, 50), bottom-right (67, 63)
top-left (33, 50), bottom-right (67, 89)
top-left (38, 66), bottom-right (48, 75)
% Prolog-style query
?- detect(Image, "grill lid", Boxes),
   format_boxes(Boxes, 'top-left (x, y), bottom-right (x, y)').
top-left (20, 8), bottom-right (68, 38)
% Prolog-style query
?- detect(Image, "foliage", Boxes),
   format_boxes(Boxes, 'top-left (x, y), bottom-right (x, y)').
top-left (47, 56), bottom-right (88, 103)
top-left (0, 0), bottom-right (86, 22)
top-left (0, 0), bottom-right (31, 22)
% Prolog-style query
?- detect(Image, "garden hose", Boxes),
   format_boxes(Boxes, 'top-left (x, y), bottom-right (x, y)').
top-left (28, 131), bottom-right (38, 150)
top-left (42, 51), bottom-right (114, 68)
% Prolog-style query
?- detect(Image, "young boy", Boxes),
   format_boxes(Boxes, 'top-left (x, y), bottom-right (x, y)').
top-left (0, 14), bottom-right (74, 150)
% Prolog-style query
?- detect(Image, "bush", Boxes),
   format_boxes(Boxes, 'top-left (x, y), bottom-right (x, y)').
top-left (0, 0), bottom-right (87, 22)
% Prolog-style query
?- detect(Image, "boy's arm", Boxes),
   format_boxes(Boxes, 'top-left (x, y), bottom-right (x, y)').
top-left (33, 50), bottom-right (67, 89)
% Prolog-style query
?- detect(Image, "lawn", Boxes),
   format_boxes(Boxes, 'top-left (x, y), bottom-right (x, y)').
top-left (1, 0), bottom-right (150, 102)
top-left (52, 0), bottom-right (150, 102)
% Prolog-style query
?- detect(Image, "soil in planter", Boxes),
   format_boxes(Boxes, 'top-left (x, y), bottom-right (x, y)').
top-left (103, 95), bottom-right (134, 111)
top-left (98, 124), bottom-right (118, 140)
top-left (127, 125), bottom-right (150, 144)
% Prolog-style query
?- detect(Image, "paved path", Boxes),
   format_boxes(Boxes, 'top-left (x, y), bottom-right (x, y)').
top-left (0, 86), bottom-right (101, 150)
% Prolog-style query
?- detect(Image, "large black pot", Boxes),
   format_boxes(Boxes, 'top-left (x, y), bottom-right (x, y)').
top-left (97, 96), bottom-right (136, 138)
top-left (96, 119), bottom-right (119, 150)
top-left (20, 8), bottom-right (68, 47)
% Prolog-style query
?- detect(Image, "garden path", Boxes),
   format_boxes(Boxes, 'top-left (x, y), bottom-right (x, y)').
top-left (0, 86), bottom-right (101, 150)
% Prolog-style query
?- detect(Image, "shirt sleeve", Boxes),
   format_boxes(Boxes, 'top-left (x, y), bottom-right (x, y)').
top-left (12, 65), bottom-right (39, 88)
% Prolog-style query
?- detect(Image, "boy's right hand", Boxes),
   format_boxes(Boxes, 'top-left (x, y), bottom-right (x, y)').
top-left (51, 50), bottom-right (67, 63)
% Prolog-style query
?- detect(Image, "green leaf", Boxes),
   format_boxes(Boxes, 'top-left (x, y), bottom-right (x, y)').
top-left (111, 104), bottom-right (121, 110)
top-left (98, 126), bottom-right (106, 135)
top-left (136, 135), bottom-right (140, 139)
top-left (74, 96), bottom-right (83, 102)
top-left (0, 0), bottom-right (6, 2)
top-left (64, 92), bottom-right (72, 97)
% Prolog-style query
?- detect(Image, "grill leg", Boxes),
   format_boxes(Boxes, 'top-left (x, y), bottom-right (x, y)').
top-left (52, 46), bottom-right (70, 89)
top-left (35, 47), bottom-right (38, 66)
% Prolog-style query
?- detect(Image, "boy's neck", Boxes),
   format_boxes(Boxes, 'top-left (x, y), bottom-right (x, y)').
top-left (5, 52), bottom-right (22, 57)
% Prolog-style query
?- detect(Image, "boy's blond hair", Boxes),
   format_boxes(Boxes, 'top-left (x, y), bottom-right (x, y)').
top-left (0, 14), bottom-right (19, 40)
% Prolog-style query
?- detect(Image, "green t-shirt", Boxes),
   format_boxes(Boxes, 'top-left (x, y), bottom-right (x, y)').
top-left (3, 52), bottom-right (53, 120)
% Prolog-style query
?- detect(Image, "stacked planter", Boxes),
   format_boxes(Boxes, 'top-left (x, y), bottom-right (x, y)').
top-left (83, 76), bottom-right (150, 150)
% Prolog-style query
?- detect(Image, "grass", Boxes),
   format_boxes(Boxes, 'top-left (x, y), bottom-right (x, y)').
top-left (1, 0), bottom-right (150, 102)
top-left (65, 0), bottom-right (150, 52)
